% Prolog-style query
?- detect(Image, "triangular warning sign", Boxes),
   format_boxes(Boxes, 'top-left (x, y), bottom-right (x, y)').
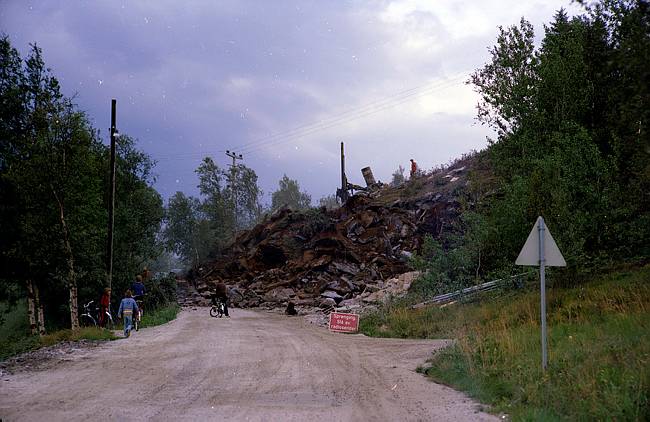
top-left (515, 217), bottom-right (566, 267)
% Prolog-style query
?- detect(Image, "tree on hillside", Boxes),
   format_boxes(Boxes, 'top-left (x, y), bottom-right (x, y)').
top-left (464, 1), bottom-right (649, 275)
top-left (195, 157), bottom-right (262, 251)
top-left (271, 174), bottom-right (311, 211)
top-left (390, 165), bottom-right (406, 186)
top-left (469, 18), bottom-right (538, 137)
top-left (318, 194), bottom-right (339, 210)
top-left (163, 191), bottom-right (212, 267)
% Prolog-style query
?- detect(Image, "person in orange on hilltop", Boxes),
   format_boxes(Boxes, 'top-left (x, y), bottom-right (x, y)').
top-left (99, 287), bottom-right (111, 327)
top-left (410, 158), bottom-right (418, 179)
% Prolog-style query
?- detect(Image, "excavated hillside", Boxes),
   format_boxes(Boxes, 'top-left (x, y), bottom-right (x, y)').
top-left (192, 152), bottom-right (489, 311)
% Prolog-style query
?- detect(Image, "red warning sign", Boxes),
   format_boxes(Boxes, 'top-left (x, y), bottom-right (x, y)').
top-left (329, 312), bottom-right (359, 333)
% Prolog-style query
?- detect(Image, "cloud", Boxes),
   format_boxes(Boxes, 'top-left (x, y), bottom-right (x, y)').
top-left (1, 0), bottom-right (584, 202)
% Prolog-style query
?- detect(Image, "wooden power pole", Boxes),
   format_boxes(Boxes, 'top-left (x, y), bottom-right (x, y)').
top-left (225, 150), bottom-right (243, 229)
top-left (339, 141), bottom-right (348, 203)
top-left (107, 99), bottom-right (117, 290)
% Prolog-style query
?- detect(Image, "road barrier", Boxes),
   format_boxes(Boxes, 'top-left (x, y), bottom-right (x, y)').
top-left (411, 272), bottom-right (534, 309)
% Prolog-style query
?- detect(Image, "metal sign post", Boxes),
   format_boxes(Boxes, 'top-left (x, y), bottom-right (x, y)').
top-left (516, 216), bottom-right (566, 371)
top-left (538, 218), bottom-right (547, 369)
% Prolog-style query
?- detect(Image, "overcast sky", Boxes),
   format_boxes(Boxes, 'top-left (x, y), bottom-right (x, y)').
top-left (1, 0), bottom-right (583, 205)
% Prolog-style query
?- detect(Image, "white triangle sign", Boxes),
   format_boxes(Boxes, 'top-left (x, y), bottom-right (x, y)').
top-left (515, 217), bottom-right (566, 267)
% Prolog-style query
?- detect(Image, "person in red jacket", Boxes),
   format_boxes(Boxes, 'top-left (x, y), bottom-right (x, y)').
top-left (410, 158), bottom-right (418, 179)
top-left (99, 287), bottom-right (111, 327)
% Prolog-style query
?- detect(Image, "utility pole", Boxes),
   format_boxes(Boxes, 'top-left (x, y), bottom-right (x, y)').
top-left (338, 141), bottom-right (348, 203)
top-left (225, 150), bottom-right (243, 230)
top-left (106, 99), bottom-right (117, 290)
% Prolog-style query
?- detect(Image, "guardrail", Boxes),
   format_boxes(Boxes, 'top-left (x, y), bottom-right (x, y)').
top-left (411, 272), bottom-right (534, 309)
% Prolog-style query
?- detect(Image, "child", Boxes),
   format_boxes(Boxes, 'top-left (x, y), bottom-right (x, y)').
top-left (99, 287), bottom-right (111, 327)
top-left (117, 289), bottom-right (139, 337)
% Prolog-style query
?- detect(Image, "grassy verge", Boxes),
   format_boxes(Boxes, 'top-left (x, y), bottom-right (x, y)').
top-left (360, 265), bottom-right (650, 421)
top-left (39, 326), bottom-right (117, 346)
top-left (1, 301), bottom-right (179, 361)
top-left (0, 300), bottom-right (118, 361)
top-left (139, 303), bottom-right (180, 329)
top-left (0, 300), bottom-right (38, 360)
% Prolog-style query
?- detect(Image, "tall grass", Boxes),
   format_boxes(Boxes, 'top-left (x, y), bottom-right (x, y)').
top-left (0, 300), bottom-right (118, 360)
top-left (39, 326), bottom-right (117, 346)
top-left (0, 300), bottom-right (40, 360)
top-left (1, 302), bottom-right (180, 361)
top-left (139, 304), bottom-right (179, 328)
top-left (360, 265), bottom-right (650, 420)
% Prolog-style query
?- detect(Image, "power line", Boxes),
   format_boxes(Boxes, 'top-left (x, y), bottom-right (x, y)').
top-left (234, 72), bottom-right (468, 153)
top-left (154, 72), bottom-right (469, 162)
top-left (241, 75), bottom-right (466, 156)
top-left (236, 73), bottom-right (468, 155)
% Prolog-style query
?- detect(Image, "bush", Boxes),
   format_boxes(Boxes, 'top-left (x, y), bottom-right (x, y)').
top-left (143, 273), bottom-right (177, 311)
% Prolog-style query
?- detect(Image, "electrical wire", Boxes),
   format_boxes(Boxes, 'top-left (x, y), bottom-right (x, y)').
top-left (154, 71), bottom-right (470, 161)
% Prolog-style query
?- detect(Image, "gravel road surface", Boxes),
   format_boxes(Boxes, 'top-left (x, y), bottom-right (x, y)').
top-left (0, 308), bottom-right (498, 421)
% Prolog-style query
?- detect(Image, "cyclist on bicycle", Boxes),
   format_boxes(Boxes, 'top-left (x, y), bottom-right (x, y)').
top-left (211, 282), bottom-right (230, 317)
top-left (118, 289), bottom-right (139, 337)
top-left (98, 287), bottom-right (111, 327)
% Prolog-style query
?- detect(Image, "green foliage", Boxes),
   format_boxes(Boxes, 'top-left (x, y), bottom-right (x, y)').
top-left (271, 174), bottom-right (311, 211)
top-left (139, 303), bottom-right (179, 328)
top-left (39, 326), bottom-right (117, 346)
top-left (410, 212), bottom-right (489, 298)
top-left (0, 300), bottom-right (117, 360)
top-left (318, 194), bottom-right (340, 210)
top-left (464, 2), bottom-right (650, 278)
top-left (469, 18), bottom-right (538, 136)
top-left (142, 273), bottom-right (177, 311)
top-left (0, 300), bottom-right (39, 360)
top-left (0, 36), bottom-right (164, 329)
top-left (194, 157), bottom-right (263, 253)
top-left (390, 165), bottom-right (406, 186)
top-left (163, 191), bottom-right (211, 267)
top-left (361, 265), bottom-right (650, 421)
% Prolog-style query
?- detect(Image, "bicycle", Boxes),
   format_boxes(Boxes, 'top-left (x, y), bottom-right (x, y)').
top-left (80, 301), bottom-right (114, 330)
top-left (134, 298), bottom-right (144, 331)
top-left (210, 298), bottom-right (225, 318)
top-left (80, 300), bottom-right (97, 327)
top-left (99, 304), bottom-right (115, 330)
top-left (79, 300), bottom-right (115, 330)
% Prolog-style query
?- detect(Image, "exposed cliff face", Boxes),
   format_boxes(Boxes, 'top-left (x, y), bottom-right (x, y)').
top-left (192, 154), bottom-right (481, 310)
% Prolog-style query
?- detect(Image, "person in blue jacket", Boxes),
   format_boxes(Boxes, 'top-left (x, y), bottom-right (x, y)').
top-left (131, 274), bottom-right (146, 300)
top-left (117, 290), bottom-right (139, 338)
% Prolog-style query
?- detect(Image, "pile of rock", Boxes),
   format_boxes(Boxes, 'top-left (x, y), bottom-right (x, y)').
top-left (191, 160), bottom-right (474, 310)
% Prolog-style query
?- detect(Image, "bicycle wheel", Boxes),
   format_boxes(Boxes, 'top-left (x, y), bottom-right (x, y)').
top-left (80, 314), bottom-right (96, 327)
top-left (209, 306), bottom-right (222, 318)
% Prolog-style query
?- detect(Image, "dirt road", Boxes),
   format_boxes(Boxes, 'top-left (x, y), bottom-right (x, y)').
top-left (1, 309), bottom-right (497, 421)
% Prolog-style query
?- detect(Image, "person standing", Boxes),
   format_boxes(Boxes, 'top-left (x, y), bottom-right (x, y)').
top-left (131, 274), bottom-right (146, 300)
top-left (410, 159), bottom-right (418, 179)
top-left (98, 287), bottom-right (111, 327)
top-left (117, 290), bottom-right (139, 337)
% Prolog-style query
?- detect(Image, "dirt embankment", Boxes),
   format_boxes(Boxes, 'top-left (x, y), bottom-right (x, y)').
top-left (192, 155), bottom-right (485, 313)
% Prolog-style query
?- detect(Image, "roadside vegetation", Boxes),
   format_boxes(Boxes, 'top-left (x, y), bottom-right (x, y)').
top-left (139, 304), bottom-right (180, 329)
top-left (362, 4), bottom-right (649, 419)
top-left (0, 300), bottom-right (117, 360)
top-left (361, 265), bottom-right (650, 420)
top-left (1, 273), bottom-right (179, 361)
